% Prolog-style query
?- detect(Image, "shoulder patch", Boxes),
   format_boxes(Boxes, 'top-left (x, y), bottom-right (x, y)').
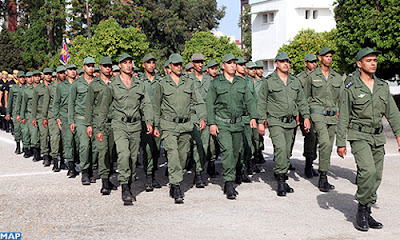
top-left (345, 82), bottom-right (353, 89)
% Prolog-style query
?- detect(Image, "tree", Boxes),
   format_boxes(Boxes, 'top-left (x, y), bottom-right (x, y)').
top-left (238, 4), bottom-right (251, 61)
top-left (0, 29), bottom-right (25, 72)
top-left (181, 31), bottom-right (243, 65)
top-left (335, 0), bottom-right (400, 78)
top-left (278, 29), bottom-right (340, 75)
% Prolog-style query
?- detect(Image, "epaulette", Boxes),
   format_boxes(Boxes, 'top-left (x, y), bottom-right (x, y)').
top-left (345, 81), bottom-right (353, 89)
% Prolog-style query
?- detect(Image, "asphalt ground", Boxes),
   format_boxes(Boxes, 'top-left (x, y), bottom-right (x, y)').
top-left (1, 120), bottom-right (400, 240)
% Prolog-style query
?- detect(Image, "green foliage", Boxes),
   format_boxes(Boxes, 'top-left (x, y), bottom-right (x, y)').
top-left (0, 29), bottom-right (25, 72)
top-left (335, 0), bottom-right (400, 78)
top-left (238, 4), bottom-right (251, 61)
top-left (65, 18), bottom-right (149, 68)
top-left (182, 31), bottom-right (243, 65)
top-left (278, 29), bottom-right (340, 75)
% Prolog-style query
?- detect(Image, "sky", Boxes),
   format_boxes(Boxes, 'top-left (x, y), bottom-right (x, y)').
top-left (216, 0), bottom-right (241, 41)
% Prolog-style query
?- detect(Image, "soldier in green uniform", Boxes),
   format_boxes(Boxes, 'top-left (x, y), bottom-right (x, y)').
top-left (112, 65), bottom-right (120, 78)
top-left (336, 47), bottom-right (400, 231)
top-left (295, 53), bottom-right (319, 178)
top-left (140, 53), bottom-right (162, 191)
top-left (69, 57), bottom-right (96, 185)
top-left (54, 64), bottom-right (78, 178)
top-left (21, 70), bottom-right (41, 161)
top-left (184, 63), bottom-right (194, 75)
top-left (15, 72), bottom-right (32, 157)
top-left (153, 53), bottom-right (206, 203)
top-left (94, 65), bottom-right (100, 78)
top-left (32, 67), bottom-right (53, 166)
top-left (164, 60), bottom-right (171, 76)
top-left (97, 53), bottom-right (154, 205)
top-left (207, 53), bottom-right (258, 200)
top-left (206, 60), bottom-right (219, 80)
top-left (253, 60), bottom-right (266, 165)
top-left (257, 52), bottom-right (311, 197)
top-left (6, 71), bottom-right (26, 154)
top-left (304, 47), bottom-right (344, 192)
top-left (77, 68), bottom-right (84, 78)
top-left (85, 56), bottom-right (116, 195)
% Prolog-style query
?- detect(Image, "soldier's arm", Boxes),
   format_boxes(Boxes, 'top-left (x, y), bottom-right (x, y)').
top-left (6, 87), bottom-right (14, 116)
top-left (304, 74), bottom-right (312, 103)
top-left (244, 83), bottom-right (258, 120)
top-left (152, 83), bottom-right (162, 130)
top-left (192, 84), bottom-right (207, 122)
top-left (296, 82), bottom-right (310, 120)
top-left (96, 87), bottom-right (112, 132)
top-left (20, 92), bottom-right (28, 120)
top-left (385, 88), bottom-right (400, 138)
top-left (256, 80), bottom-right (269, 124)
top-left (53, 86), bottom-right (61, 119)
top-left (14, 91), bottom-right (22, 116)
top-left (68, 83), bottom-right (77, 124)
top-left (206, 81), bottom-right (217, 125)
top-left (42, 87), bottom-right (50, 120)
top-left (140, 85), bottom-right (154, 127)
top-left (336, 89), bottom-right (351, 148)
top-left (31, 89), bottom-right (39, 121)
top-left (85, 84), bottom-right (95, 126)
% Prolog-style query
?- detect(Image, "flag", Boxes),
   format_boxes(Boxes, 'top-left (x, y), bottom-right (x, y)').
top-left (60, 40), bottom-right (70, 65)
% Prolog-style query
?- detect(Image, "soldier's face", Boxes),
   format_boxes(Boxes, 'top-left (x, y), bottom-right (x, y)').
top-left (185, 68), bottom-right (194, 75)
top-left (224, 60), bottom-right (237, 75)
top-left (164, 67), bottom-right (171, 75)
top-left (236, 63), bottom-right (246, 75)
top-left (119, 59), bottom-right (133, 74)
top-left (57, 71), bottom-right (66, 81)
top-left (26, 76), bottom-right (33, 85)
top-left (83, 64), bottom-right (95, 77)
top-left (247, 68), bottom-right (256, 77)
top-left (44, 73), bottom-right (52, 82)
top-left (357, 54), bottom-right (377, 74)
top-left (94, 71), bottom-right (100, 77)
top-left (100, 64), bottom-right (112, 77)
top-left (18, 77), bottom-right (25, 84)
top-left (112, 71), bottom-right (119, 77)
top-left (170, 62), bottom-right (183, 76)
top-left (305, 60), bottom-right (317, 72)
top-left (207, 66), bottom-right (218, 77)
top-left (319, 53), bottom-right (332, 67)
top-left (192, 60), bottom-right (204, 73)
top-left (33, 74), bottom-right (41, 84)
top-left (143, 60), bottom-right (156, 74)
top-left (66, 68), bottom-right (77, 79)
top-left (256, 67), bottom-right (264, 77)
top-left (275, 60), bottom-right (290, 73)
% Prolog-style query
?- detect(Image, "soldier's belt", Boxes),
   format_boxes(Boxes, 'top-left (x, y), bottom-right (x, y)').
top-left (310, 109), bottom-right (337, 116)
top-left (75, 115), bottom-right (85, 120)
top-left (267, 114), bottom-right (294, 123)
top-left (120, 116), bottom-right (140, 123)
top-left (349, 123), bottom-right (383, 135)
top-left (162, 115), bottom-right (190, 123)
top-left (215, 115), bottom-right (242, 124)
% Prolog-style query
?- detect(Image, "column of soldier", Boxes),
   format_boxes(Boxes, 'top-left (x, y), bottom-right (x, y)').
top-left (2, 46), bottom-right (399, 231)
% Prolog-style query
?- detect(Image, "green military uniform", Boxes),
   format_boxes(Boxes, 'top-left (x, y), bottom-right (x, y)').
top-left (43, 80), bottom-right (61, 161)
top-left (15, 83), bottom-right (30, 151)
top-left (6, 77), bottom-right (24, 149)
top-left (20, 84), bottom-right (40, 150)
top-left (32, 82), bottom-right (50, 158)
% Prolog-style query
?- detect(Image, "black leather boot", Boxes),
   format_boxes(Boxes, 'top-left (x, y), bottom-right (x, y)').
top-left (121, 184), bottom-right (133, 205)
top-left (318, 171), bottom-right (335, 192)
top-left (368, 207), bottom-right (383, 229)
top-left (241, 170), bottom-right (252, 183)
top-left (207, 161), bottom-right (217, 178)
top-left (59, 157), bottom-right (66, 170)
top-left (32, 148), bottom-right (42, 162)
top-left (304, 157), bottom-right (314, 178)
top-left (356, 204), bottom-right (369, 231)
top-left (170, 184), bottom-right (184, 203)
top-left (15, 142), bottom-right (22, 154)
top-left (81, 170), bottom-right (90, 185)
top-left (67, 162), bottom-right (78, 178)
top-left (100, 178), bottom-right (111, 195)
top-left (194, 172), bottom-right (205, 188)
top-left (152, 173), bottom-right (161, 188)
top-left (89, 169), bottom-right (97, 183)
top-left (43, 155), bottom-right (51, 167)
top-left (52, 157), bottom-right (61, 172)
top-left (224, 181), bottom-right (237, 200)
top-left (276, 173), bottom-right (287, 197)
top-left (23, 148), bottom-right (32, 158)
top-left (145, 174), bottom-right (154, 192)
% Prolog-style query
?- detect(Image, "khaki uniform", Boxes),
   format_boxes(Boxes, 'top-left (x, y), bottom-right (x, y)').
top-left (32, 82), bottom-right (50, 156)
top-left (6, 83), bottom-right (24, 143)
top-left (15, 85), bottom-right (30, 148)
top-left (20, 85), bottom-right (39, 148)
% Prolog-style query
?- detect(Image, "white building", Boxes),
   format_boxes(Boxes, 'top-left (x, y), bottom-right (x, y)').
top-left (250, 0), bottom-right (336, 74)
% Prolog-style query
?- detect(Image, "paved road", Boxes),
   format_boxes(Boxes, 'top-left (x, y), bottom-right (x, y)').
top-left (1, 120), bottom-right (399, 239)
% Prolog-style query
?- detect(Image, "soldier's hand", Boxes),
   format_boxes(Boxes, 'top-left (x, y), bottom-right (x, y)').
top-left (5, 114), bottom-right (10, 121)
top-left (337, 147), bottom-right (347, 159)
top-left (0, 103), bottom-right (2, 107)
top-left (70, 123), bottom-right (75, 134)
top-left (258, 123), bottom-right (265, 136)
top-left (296, 115), bottom-right (300, 126)
top-left (153, 129), bottom-right (160, 138)
top-left (337, 112), bottom-right (339, 121)
top-left (22, 119), bottom-right (26, 124)
top-left (146, 124), bottom-right (153, 135)
top-left (303, 118), bottom-right (311, 133)
top-left (86, 126), bottom-right (93, 138)
top-left (199, 120), bottom-right (206, 130)
top-left (397, 137), bottom-right (400, 152)
top-left (263, 119), bottom-right (268, 128)
top-left (32, 120), bottom-right (37, 127)
top-left (210, 124), bottom-right (219, 136)
top-left (43, 119), bottom-right (48, 128)
top-left (250, 119), bottom-right (257, 129)
top-left (56, 118), bottom-right (62, 130)
top-left (16, 116), bottom-right (21, 122)
top-left (96, 133), bottom-right (104, 142)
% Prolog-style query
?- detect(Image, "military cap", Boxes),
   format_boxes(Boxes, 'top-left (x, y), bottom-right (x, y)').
top-left (56, 65), bottom-right (67, 73)
top-left (94, 65), bottom-right (100, 72)
top-left (83, 57), bottom-right (96, 65)
top-left (245, 61), bottom-right (257, 69)
top-left (142, 53), bottom-right (156, 63)
top-left (191, 53), bottom-right (205, 61)
top-left (222, 53), bottom-right (237, 63)
top-left (119, 53), bottom-right (132, 63)
top-left (164, 60), bottom-right (171, 68)
top-left (2, 71), bottom-right (7, 74)
top-left (185, 63), bottom-right (193, 71)
top-left (304, 53), bottom-right (318, 62)
top-left (43, 67), bottom-right (53, 74)
top-left (26, 72), bottom-right (33, 77)
top-left (32, 70), bottom-right (41, 75)
top-left (255, 60), bottom-right (264, 68)
top-left (202, 66), bottom-right (207, 72)
top-left (65, 63), bottom-right (77, 69)
top-left (319, 47), bottom-right (335, 56)
top-left (356, 47), bottom-right (381, 61)
top-left (112, 65), bottom-right (120, 72)
top-left (274, 52), bottom-right (290, 62)
top-left (206, 60), bottom-right (218, 68)
top-left (77, 68), bottom-right (84, 75)
top-left (169, 54), bottom-right (184, 64)
top-left (236, 57), bottom-right (246, 64)
top-left (52, 72), bottom-right (57, 77)
top-left (99, 56), bottom-right (113, 65)
top-left (13, 70), bottom-right (18, 74)
top-left (17, 71), bottom-right (25, 77)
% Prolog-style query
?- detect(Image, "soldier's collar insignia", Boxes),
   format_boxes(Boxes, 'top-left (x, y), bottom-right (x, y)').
top-left (358, 94), bottom-right (365, 98)
top-left (313, 79), bottom-right (323, 82)
top-left (345, 82), bottom-right (353, 89)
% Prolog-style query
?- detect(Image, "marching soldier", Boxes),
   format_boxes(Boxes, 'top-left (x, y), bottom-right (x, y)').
top-left (15, 72), bottom-right (32, 157)
top-left (206, 60), bottom-right (219, 80)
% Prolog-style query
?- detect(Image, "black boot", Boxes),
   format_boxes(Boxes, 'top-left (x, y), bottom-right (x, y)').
top-left (59, 157), bottom-right (66, 170)
top-left (276, 173), bottom-right (287, 197)
top-left (304, 157), bottom-right (314, 178)
top-left (224, 181), bottom-right (237, 200)
top-left (81, 169), bottom-right (90, 185)
top-left (241, 170), bottom-right (252, 183)
top-left (145, 174), bottom-right (154, 192)
top-left (15, 142), bottom-right (22, 154)
top-left (52, 157), bottom-right (61, 172)
top-left (89, 169), bottom-right (97, 183)
top-left (43, 155), bottom-right (51, 167)
top-left (207, 161), bottom-right (217, 178)
top-left (100, 178), bottom-right (111, 195)
top-left (32, 147), bottom-right (42, 162)
top-left (194, 172), bottom-right (205, 188)
top-left (288, 164), bottom-right (296, 171)
top-left (170, 184), bottom-right (184, 204)
top-left (67, 161), bottom-right (78, 178)
top-left (368, 207), bottom-right (383, 229)
top-left (121, 184), bottom-right (133, 205)
top-left (23, 148), bottom-right (32, 158)
top-left (152, 173), bottom-right (161, 188)
top-left (318, 171), bottom-right (335, 192)
top-left (356, 204), bottom-right (369, 231)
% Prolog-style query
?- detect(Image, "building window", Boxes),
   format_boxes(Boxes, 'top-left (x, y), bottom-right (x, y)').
top-left (313, 10), bottom-right (318, 19)
top-left (305, 10), bottom-right (310, 19)
top-left (262, 12), bottom-right (275, 24)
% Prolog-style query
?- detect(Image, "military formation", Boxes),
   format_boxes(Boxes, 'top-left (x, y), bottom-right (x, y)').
top-left (1, 47), bottom-right (399, 231)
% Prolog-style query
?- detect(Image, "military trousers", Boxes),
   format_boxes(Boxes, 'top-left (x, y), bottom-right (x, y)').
top-left (12, 116), bottom-right (22, 142)
top-left (191, 123), bottom-right (210, 173)
top-left (208, 135), bottom-right (219, 162)
top-left (141, 121), bottom-right (160, 175)
top-left (162, 130), bottom-right (191, 185)
top-left (313, 120), bottom-right (336, 172)
top-left (90, 133), bottom-right (98, 170)
top-left (37, 118), bottom-right (50, 156)
top-left (59, 114), bottom-right (74, 162)
top-left (300, 119), bottom-right (317, 160)
top-left (21, 118), bottom-right (31, 148)
top-left (27, 118), bottom-right (39, 148)
top-left (269, 125), bottom-right (295, 174)
top-left (48, 111), bottom-right (61, 158)
top-left (217, 128), bottom-right (243, 182)
top-left (241, 124), bottom-right (254, 169)
top-left (351, 140), bottom-right (384, 207)
top-left (96, 123), bottom-right (115, 179)
top-left (75, 120), bottom-right (92, 171)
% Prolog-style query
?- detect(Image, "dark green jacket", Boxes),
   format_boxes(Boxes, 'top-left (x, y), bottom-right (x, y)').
top-left (53, 79), bottom-right (73, 119)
